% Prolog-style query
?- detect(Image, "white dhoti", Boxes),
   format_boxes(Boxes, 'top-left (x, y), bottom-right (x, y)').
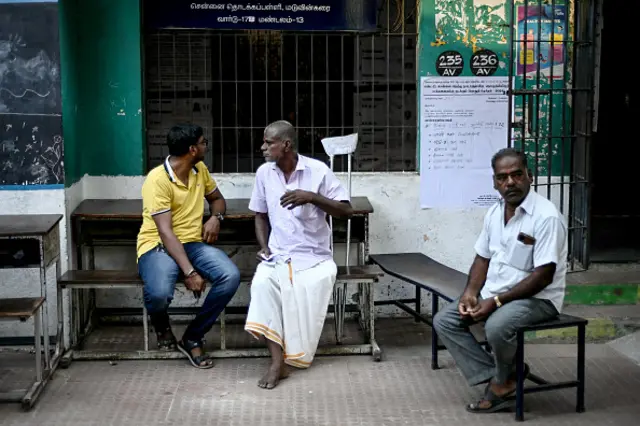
top-left (244, 259), bottom-right (337, 369)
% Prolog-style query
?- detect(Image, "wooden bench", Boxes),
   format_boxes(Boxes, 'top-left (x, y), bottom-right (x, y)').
top-left (64, 197), bottom-right (378, 364)
top-left (58, 264), bottom-right (383, 366)
top-left (369, 252), bottom-right (587, 422)
top-left (0, 297), bottom-right (47, 410)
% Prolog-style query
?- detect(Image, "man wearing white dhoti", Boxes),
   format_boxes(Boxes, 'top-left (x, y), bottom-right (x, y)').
top-left (245, 120), bottom-right (354, 389)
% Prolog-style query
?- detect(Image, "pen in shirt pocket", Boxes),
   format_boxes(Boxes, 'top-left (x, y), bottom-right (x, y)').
top-left (517, 232), bottom-right (536, 245)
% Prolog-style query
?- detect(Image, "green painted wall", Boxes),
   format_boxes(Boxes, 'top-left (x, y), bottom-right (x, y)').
top-left (418, 0), bottom-right (572, 176)
top-left (59, 0), bottom-right (80, 185)
top-left (60, 0), bottom-right (144, 186)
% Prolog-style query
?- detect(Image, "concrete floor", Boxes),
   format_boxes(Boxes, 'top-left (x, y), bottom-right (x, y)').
top-left (1, 318), bottom-right (639, 426)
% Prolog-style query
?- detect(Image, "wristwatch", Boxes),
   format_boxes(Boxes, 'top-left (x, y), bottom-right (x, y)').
top-left (214, 212), bottom-right (224, 221)
top-left (494, 295), bottom-right (503, 308)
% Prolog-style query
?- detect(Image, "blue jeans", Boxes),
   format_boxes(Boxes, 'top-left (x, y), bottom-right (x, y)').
top-left (138, 242), bottom-right (241, 342)
top-left (433, 296), bottom-right (558, 386)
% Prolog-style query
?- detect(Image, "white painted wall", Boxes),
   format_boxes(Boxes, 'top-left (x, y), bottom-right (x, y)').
top-left (0, 173), bottom-right (570, 340)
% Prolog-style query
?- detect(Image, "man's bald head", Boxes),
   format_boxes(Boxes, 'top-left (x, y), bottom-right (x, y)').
top-left (261, 120), bottom-right (298, 164)
top-left (264, 120), bottom-right (296, 148)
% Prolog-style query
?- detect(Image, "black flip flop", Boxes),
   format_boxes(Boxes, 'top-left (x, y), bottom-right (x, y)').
top-left (466, 364), bottom-right (530, 414)
top-left (177, 338), bottom-right (214, 369)
top-left (466, 387), bottom-right (515, 414)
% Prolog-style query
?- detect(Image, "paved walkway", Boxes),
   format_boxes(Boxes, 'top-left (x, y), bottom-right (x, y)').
top-left (1, 319), bottom-right (639, 425)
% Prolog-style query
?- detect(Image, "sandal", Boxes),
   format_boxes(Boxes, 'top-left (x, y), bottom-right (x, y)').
top-left (177, 338), bottom-right (214, 369)
top-left (466, 387), bottom-right (515, 413)
top-left (155, 330), bottom-right (177, 351)
top-left (466, 363), bottom-right (530, 414)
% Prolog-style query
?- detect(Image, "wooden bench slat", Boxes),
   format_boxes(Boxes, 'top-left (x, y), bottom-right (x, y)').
top-left (0, 214), bottom-right (63, 237)
top-left (0, 297), bottom-right (45, 318)
top-left (337, 265), bottom-right (383, 280)
top-left (59, 270), bottom-right (140, 285)
top-left (518, 313), bottom-right (589, 331)
top-left (369, 253), bottom-right (466, 302)
top-left (59, 265), bottom-right (382, 286)
top-left (369, 253), bottom-right (588, 330)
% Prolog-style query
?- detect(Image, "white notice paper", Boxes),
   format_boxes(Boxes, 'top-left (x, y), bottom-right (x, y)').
top-left (419, 76), bottom-right (509, 208)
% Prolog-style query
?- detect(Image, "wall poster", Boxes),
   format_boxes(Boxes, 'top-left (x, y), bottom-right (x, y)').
top-left (419, 76), bottom-right (509, 208)
top-left (516, 4), bottom-right (567, 79)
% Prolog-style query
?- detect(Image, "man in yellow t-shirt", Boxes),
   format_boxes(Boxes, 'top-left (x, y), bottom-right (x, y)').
top-left (137, 123), bottom-right (240, 369)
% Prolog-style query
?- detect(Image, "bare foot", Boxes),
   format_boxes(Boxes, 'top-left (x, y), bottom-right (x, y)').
top-left (490, 379), bottom-right (516, 398)
top-left (258, 363), bottom-right (289, 389)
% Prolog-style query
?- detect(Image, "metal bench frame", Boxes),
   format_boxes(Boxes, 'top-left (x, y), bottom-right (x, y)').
top-left (370, 252), bottom-right (588, 422)
top-left (58, 269), bottom-right (382, 367)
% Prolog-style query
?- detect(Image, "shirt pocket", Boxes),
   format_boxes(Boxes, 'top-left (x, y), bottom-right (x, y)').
top-left (292, 203), bottom-right (318, 221)
top-left (508, 240), bottom-right (534, 271)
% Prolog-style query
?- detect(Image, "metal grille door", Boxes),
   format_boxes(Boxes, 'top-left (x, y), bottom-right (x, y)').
top-left (142, 0), bottom-right (418, 174)
top-left (507, 0), bottom-right (597, 270)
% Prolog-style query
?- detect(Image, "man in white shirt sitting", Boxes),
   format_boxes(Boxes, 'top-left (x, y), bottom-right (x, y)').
top-left (244, 120), bottom-right (353, 389)
top-left (433, 148), bottom-right (568, 413)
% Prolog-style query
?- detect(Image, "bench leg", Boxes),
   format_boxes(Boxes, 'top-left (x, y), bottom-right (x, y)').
top-left (333, 283), bottom-right (346, 344)
top-left (51, 274), bottom-right (65, 370)
top-left (34, 310), bottom-right (43, 383)
top-left (367, 281), bottom-right (381, 362)
top-left (415, 286), bottom-right (421, 322)
top-left (577, 324), bottom-right (586, 413)
top-left (60, 350), bottom-right (74, 369)
top-left (37, 251), bottom-right (51, 371)
top-left (431, 294), bottom-right (440, 369)
top-left (21, 309), bottom-right (44, 411)
top-left (515, 330), bottom-right (525, 422)
top-left (220, 309), bottom-right (226, 351)
top-left (59, 285), bottom-right (74, 369)
top-left (72, 288), bottom-right (81, 347)
top-left (143, 305), bottom-right (149, 352)
top-left (356, 283), bottom-right (365, 332)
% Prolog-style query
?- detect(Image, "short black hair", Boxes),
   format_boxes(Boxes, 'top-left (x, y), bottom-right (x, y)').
top-left (166, 123), bottom-right (203, 156)
top-left (491, 148), bottom-right (529, 172)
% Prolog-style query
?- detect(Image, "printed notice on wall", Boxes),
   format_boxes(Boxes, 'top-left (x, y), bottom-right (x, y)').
top-left (420, 76), bottom-right (509, 208)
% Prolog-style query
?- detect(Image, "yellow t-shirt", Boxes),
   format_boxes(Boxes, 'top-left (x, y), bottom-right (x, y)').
top-left (136, 160), bottom-right (217, 259)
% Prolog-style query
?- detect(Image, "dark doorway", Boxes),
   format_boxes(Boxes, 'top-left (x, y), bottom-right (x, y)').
top-left (591, 1), bottom-right (640, 262)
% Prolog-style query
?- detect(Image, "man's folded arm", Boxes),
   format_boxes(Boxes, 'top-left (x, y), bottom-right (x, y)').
top-left (311, 169), bottom-right (353, 219)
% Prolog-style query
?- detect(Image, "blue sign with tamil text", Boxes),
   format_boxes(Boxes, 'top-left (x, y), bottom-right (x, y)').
top-left (144, 1), bottom-right (378, 32)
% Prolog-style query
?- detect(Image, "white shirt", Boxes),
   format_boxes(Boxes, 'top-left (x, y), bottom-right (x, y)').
top-left (248, 154), bottom-right (350, 271)
top-left (474, 190), bottom-right (568, 313)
